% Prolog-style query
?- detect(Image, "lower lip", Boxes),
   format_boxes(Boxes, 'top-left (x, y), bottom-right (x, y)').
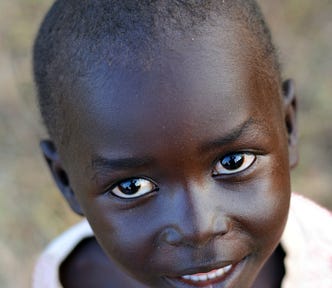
top-left (164, 258), bottom-right (246, 288)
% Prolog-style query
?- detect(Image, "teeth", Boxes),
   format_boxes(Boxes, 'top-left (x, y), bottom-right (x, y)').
top-left (191, 275), bottom-right (200, 281)
top-left (181, 265), bottom-right (232, 282)
top-left (224, 265), bottom-right (232, 273)
top-left (198, 274), bottom-right (208, 281)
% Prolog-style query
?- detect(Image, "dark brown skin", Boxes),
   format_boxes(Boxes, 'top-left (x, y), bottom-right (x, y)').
top-left (59, 237), bottom-right (285, 288)
top-left (59, 238), bottom-right (147, 288)
top-left (42, 22), bottom-right (297, 288)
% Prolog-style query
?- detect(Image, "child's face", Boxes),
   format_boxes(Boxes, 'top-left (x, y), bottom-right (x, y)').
top-left (52, 26), bottom-right (295, 288)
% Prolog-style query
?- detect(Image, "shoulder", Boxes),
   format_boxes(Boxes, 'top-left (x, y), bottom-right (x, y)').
top-left (59, 238), bottom-right (147, 288)
top-left (59, 237), bottom-right (120, 288)
top-left (281, 193), bottom-right (332, 288)
top-left (288, 193), bottom-right (332, 242)
top-left (33, 219), bottom-right (147, 288)
top-left (33, 219), bottom-right (94, 288)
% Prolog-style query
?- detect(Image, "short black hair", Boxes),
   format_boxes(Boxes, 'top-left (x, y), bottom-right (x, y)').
top-left (33, 0), bottom-right (280, 144)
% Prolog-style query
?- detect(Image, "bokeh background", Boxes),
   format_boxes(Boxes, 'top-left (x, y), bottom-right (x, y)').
top-left (0, 0), bottom-right (331, 287)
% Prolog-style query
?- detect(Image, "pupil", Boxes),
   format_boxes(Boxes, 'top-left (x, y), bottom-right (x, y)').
top-left (119, 179), bottom-right (141, 195)
top-left (222, 154), bottom-right (244, 170)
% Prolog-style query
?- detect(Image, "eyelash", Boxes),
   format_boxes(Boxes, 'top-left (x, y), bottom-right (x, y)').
top-left (108, 152), bottom-right (257, 199)
top-left (109, 177), bottom-right (159, 199)
top-left (212, 152), bottom-right (256, 177)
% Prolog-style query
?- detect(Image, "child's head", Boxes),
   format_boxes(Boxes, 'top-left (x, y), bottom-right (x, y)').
top-left (34, 0), bottom-right (297, 287)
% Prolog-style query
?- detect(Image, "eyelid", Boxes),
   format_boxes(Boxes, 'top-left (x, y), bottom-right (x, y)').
top-left (108, 177), bottom-right (158, 199)
top-left (212, 152), bottom-right (257, 176)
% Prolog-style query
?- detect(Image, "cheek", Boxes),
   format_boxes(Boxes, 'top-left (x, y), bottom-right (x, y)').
top-left (245, 184), bottom-right (289, 244)
top-left (82, 197), bottom-right (162, 279)
top-left (231, 158), bottom-right (291, 255)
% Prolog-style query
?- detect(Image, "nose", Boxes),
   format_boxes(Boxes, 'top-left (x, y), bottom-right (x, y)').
top-left (159, 181), bottom-right (230, 248)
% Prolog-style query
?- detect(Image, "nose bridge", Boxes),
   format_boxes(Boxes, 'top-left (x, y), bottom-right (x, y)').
top-left (186, 181), bottom-right (228, 243)
top-left (162, 180), bottom-right (229, 247)
top-left (157, 179), bottom-right (231, 248)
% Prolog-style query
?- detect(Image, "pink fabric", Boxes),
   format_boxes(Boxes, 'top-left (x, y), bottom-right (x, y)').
top-left (281, 194), bottom-right (332, 288)
top-left (33, 220), bottom-right (93, 288)
top-left (33, 194), bottom-right (332, 288)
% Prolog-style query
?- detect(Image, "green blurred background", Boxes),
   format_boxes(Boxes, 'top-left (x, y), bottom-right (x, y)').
top-left (0, 0), bottom-right (331, 287)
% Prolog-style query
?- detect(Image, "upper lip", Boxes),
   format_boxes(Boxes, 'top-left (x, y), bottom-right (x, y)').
top-left (166, 260), bottom-right (238, 278)
top-left (159, 238), bottom-right (250, 279)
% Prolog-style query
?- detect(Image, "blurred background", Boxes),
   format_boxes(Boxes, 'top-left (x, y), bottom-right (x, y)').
top-left (0, 0), bottom-right (331, 287)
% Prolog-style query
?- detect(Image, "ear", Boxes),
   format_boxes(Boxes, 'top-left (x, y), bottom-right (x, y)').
top-left (40, 140), bottom-right (84, 216)
top-left (282, 79), bottom-right (298, 169)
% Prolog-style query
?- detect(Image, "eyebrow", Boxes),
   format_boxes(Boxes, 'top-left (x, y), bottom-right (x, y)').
top-left (90, 155), bottom-right (155, 174)
top-left (198, 117), bottom-right (264, 153)
top-left (90, 118), bottom-right (266, 175)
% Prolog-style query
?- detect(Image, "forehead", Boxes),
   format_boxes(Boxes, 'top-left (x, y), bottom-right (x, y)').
top-left (60, 24), bottom-right (282, 159)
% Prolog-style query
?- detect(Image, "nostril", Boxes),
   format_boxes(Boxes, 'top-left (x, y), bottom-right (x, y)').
top-left (212, 214), bottom-right (231, 237)
top-left (158, 226), bottom-right (183, 246)
top-left (158, 217), bottom-right (230, 248)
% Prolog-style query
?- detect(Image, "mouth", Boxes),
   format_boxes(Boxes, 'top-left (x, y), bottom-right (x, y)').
top-left (179, 264), bottom-right (233, 286)
top-left (164, 258), bottom-right (246, 288)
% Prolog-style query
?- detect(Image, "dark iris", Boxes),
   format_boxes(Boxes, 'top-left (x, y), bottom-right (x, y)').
top-left (119, 179), bottom-right (141, 195)
top-left (222, 153), bottom-right (244, 170)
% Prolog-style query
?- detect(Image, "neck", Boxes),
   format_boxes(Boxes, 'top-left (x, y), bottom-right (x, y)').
top-left (252, 244), bottom-right (286, 288)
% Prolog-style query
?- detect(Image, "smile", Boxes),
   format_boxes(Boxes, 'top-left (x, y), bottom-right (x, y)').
top-left (181, 265), bottom-right (232, 283)
top-left (164, 259), bottom-right (245, 288)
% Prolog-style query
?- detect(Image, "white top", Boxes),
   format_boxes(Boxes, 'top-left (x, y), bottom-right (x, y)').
top-left (33, 194), bottom-right (332, 288)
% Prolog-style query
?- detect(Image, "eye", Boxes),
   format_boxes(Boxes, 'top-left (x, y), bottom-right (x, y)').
top-left (212, 152), bottom-right (256, 176)
top-left (110, 178), bottom-right (158, 199)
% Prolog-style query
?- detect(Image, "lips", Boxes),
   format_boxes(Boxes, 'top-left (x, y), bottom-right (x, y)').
top-left (180, 264), bottom-right (232, 283)
top-left (164, 260), bottom-right (243, 288)
top-left (160, 240), bottom-right (250, 287)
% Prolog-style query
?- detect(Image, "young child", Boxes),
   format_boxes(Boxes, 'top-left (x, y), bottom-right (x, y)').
top-left (32, 0), bottom-right (332, 287)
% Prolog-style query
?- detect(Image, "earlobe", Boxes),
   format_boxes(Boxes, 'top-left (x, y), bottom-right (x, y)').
top-left (282, 79), bottom-right (298, 169)
top-left (40, 140), bottom-right (84, 216)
